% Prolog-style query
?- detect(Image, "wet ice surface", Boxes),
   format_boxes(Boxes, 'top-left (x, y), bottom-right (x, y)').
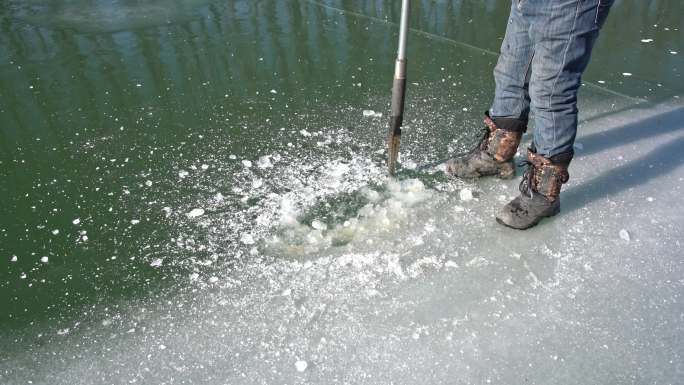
top-left (3, 97), bottom-right (683, 384)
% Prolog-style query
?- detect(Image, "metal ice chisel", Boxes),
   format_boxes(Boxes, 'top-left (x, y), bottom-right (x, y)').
top-left (387, 0), bottom-right (410, 176)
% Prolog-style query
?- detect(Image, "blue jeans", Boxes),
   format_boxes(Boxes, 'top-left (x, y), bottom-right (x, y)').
top-left (490, 0), bottom-right (613, 158)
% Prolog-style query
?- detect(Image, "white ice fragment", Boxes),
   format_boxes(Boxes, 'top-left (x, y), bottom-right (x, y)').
top-left (403, 159), bottom-right (418, 170)
top-left (20, 272), bottom-right (27, 279)
top-left (189, 272), bottom-right (199, 281)
top-left (145, 180), bottom-right (153, 187)
top-left (57, 328), bottom-right (70, 335)
top-left (619, 229), bottom-right (631, 241)
top-left (640, 38), bottom-right (654, 43)
top-left (622, 72), bottom-right (633, 77)
top-left (257, 155), bottom-right (273, 169)
top-left (150, 258), bottom-right (163, 267)
top-left (670, 51), bottom-right (678, 55)
top-left (240, 233), bottom-right (255, 245)
top-left (444, 260), bottom-right (459, 269)
top-left (159, 344), bottom-right (166, 350)
top-left (186, 208), bottom-right (205, 218)
top-left (229, 154), bottom-right (237, 160)
top-left (646, 196), bottom-right (654, 202)
top-left (459, 188), bottom-right (474, 201)
top-left (242, 160), bottom-right (253, 168)
top-left (311, 220), bottom-right (327, 231)
top-left (10, 255), bottom-right (17, 262)
top-left (130, 219), bottom-right (140, 225)
top-left (178, 170), bottom-right (189, 178)
top-left (299, 129), bottom-right (311, 137)
top-left (208, 276), bottom-right (219, 283)
top-left (201, 164), bottom-right (209, 170)
top-left (72, 218), bottom-right (80, 225)
top-left (597, 80), bottom-right (606, 84)
top-left (295, 360), bottom-right (308, 372)
top-left (162, 207), bottom-right (172, 217)
top-left (362, 109), bottom-right (382, 118)
top-left (252, 178), bottom-right (264, 189)
top-left (270, 89), bottom-right (277, 94)
top-left (40, 256), bottom-right (48, 263)
top-left (51, 229), bottom-right (60, 235)
top-left (281, 288), bottom-right (292, 296)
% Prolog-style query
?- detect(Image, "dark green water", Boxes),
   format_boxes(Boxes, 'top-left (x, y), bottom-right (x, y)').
top-left (1, 0), bottom-right (682, 354)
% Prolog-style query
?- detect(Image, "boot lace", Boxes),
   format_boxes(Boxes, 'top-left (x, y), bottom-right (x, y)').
top-left (518, 160), bottom-right (535, 199)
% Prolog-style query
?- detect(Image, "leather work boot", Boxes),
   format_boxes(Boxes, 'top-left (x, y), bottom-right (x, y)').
top-left (445, 112), bottom-right (525, 179)
top-left (496, 148), bottom-right (573, 230)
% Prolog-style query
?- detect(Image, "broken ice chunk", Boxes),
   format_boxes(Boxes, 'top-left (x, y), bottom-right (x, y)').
top-left (619, 229), bottom-right (631, 241)
top-left (295, 360), bottom-right (308, 372)
top-left (40, 256), bottom-right (49, 263)
top-left (242, 160), bottom-right (253, 168)
top-left (240, 233), bottom-right (255, 245)
top-left (311, 220), bottom-right (327, 231)
top-left (257, 155), bottom-right (273, 169)
top-left (459, 188), bottom-right (474, 201)
top-left (150, 258), bottom-right (163, 267)
top-left (72, 218), bottom-right (81, 225)
top-left (186, 208), bottom-right (205, 218)
top-left (362, 109), bottom-right (383, 118)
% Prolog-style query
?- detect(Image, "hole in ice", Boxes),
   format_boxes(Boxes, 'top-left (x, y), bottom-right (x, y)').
top-left (265, 178), bottom-right (433, 256)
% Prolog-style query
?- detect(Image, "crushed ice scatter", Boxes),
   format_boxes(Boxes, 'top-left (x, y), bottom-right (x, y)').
top-left (242, 160), bottom-right (252, 168)
top-left (40, 256), bottom-right (48, 263)
top-left (240, 233), bottom-right (255, 245)
top-left (130, 219), bottom-right (140, 225)
top-left (640, 38), bottom-right (654, 43)
top-left (189, 272), bottom-right (199, 281)
top-left (208, 276), bottom-right (219, 283)
top-left (459, 188), bottom-right (474, 201)
top-left (252, 178), bottom-right (264, 189)
top-left (51, 229), bottom-right (60, 235)
top-left (186, 208), bottom-right (205, 218)
top-left (619, 229), bottom-right (631, 241)
top-left (295, 360), bottom-right (308, 372)
top-left (150, 258), bottom-right (163, 268)
top-left (145, 180), bottom-right (153, 187)
top-left (622, 72), bottom-right (633, 77)
top-left (362, 109), bottom-right (383, 118)
top-left (72, 218), bottom-right (80, 225)
top-left (10, 255), bottom-right (17, 262)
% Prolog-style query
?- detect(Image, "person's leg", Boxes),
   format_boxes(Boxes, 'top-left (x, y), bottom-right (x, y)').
top-left (496, 0), bottom-right (613, 229)
top-left (445, 2), bottom-right (532, 178)
top-left (489, 0), bottom-right (534, 125)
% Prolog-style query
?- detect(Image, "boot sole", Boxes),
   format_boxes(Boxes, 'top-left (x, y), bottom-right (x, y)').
top-left (495, 207), bottom-right (560, 230)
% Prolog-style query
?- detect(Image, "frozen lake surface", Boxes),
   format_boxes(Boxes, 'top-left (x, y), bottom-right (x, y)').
top-left (1, 0), bottom-right (683, 384)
